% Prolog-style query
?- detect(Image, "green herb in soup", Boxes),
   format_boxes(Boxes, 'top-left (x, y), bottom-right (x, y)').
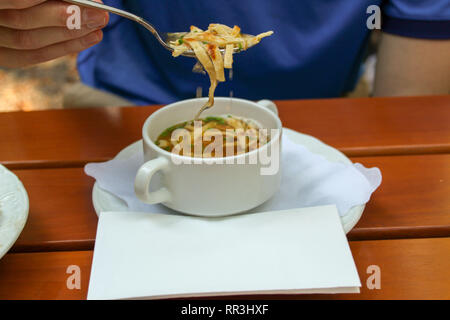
top-left (159, 122), bottom-right (187, 138)
top-left (155, 115), bottom-right (270, 158)
top-left (204, 116), bottom-right (226, 125)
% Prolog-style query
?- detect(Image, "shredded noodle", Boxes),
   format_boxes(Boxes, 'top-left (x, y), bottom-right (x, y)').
top-left (169, 24), bottom-right (273, 118)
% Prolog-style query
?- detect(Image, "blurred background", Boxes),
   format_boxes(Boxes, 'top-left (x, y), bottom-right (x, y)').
top-left (0, 33), bottom-right (379, 113)
top-left (0, 54), bottom-right (79, 112)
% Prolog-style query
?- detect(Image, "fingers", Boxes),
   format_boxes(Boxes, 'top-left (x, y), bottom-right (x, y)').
top-left (0, 29), bottom-right (103, 68)
top-left (0, 0), bottom-right (109, 30)
top-left (0, 0), bottom-right (47, 10)
top-left (0, 21), bottom-right (107, 50)
top-left (0, 0), bottom-right (108, 68)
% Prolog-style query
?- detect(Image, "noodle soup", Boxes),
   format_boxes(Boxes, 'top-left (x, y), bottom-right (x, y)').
top-left (135, 97), bottom-right (282, 216)
top-left (155, 115), bottom-right (270, 158)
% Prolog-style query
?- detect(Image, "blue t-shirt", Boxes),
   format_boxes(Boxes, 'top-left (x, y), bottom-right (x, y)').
top-left (77, 0), bottom-right (450, 105)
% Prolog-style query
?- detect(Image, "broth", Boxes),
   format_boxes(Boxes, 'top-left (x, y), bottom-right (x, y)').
top-left (155, 115), bottom-right (270, 158)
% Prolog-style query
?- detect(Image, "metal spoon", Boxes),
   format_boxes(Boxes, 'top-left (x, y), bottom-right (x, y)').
top-left (63, 0), bottom-right (243, 58)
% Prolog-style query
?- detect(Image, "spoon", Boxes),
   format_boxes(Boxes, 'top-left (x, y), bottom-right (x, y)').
top-left (63, 0), bottom-right (244, 58)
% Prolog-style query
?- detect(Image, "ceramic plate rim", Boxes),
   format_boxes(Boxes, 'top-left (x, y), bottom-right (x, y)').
top-left (92, 128), bottom-right (365, 233)
top-left (0, 165), bottom-right (29, 260)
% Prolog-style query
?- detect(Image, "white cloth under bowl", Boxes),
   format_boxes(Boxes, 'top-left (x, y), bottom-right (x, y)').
top-left (85, 136), bottom-right (381, 217)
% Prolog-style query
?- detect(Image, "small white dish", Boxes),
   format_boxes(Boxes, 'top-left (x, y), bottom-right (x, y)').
top-left (0, 165), bottom-right (29, 259)
top-left (92, 128), bottom-right (364, 233)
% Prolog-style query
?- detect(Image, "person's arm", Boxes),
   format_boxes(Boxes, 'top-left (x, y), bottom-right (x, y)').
top-left (374, 33), bottom-right (450, 96)
top-left (0, 0), bottom-right (109, 68)
top-left (373, 0), bottom-right (450, 96)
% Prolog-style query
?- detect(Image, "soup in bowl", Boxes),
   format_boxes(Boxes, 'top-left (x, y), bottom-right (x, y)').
top-left (155, 115), bottom-right (271, 158)
top-left (134, 97), bottom-right (282, 216)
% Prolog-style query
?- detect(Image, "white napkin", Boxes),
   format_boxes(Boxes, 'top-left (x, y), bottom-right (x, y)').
top-left (87, 206), bottom-right (361, 300)
top-left (85, 136), bottom-right (381, 217)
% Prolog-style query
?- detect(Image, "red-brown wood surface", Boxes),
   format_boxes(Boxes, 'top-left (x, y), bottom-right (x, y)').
top-left (9, 154), bottom-right (450, 253)
top-left (0, 96), bottom-right (449, 300)
top-left (0, 106), bottom-right (160, 169)
top-left (349, 154), bottom-right (450, 240)
top-left (1, 96), bottom-right (449, 170)
top-left (1, 238), bottom-right (449, 300)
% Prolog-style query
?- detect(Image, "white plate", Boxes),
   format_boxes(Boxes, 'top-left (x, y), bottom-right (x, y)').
top-left (0, 165), bottom-right (29, 259)
top-left (92, 128), bottom-right (364, 233)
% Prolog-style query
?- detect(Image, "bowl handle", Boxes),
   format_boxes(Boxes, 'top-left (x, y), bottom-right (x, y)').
top-left (257, 100), bottom-right (278, 116)
top-left (134, 157), bottom-right (171, 204)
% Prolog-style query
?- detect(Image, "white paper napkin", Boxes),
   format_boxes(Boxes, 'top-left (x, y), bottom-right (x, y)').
top-left (87, 205), bottom-right (361, 300)
top-left (85, 136), bottom-right (381, 217)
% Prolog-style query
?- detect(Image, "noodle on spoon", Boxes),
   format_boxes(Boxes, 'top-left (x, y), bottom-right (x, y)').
top-left (169, 24), bottom-right (273, 119)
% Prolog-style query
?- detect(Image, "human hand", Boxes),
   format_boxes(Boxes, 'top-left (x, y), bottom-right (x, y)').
top-left (0, 0), bottom-right (109, 68)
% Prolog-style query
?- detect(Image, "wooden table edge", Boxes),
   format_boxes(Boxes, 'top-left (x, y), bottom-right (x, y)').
top-left (3, 148), bottom-right (450, 171)
top-left (9, 227), bottom-right (450, 254)
top-left (2, 237), bottom-right (450, 300)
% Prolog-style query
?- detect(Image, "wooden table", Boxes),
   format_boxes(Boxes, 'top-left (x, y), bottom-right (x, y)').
top-left (0, 95), bottom-right (449, 300)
